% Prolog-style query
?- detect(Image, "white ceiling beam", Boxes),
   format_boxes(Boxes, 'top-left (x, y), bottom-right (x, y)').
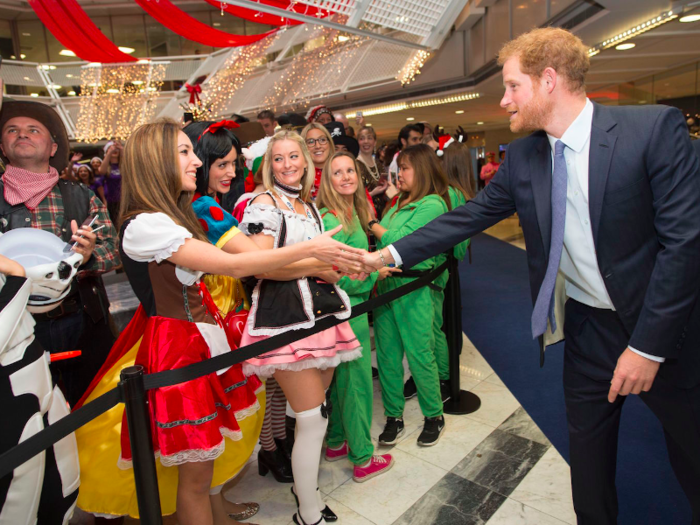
top-left (219, 0), bottom-right (429, 50)
top-left (346, 0), bottom-right (372, 28)
top-left (422, 0), bottom-right (469, 49)
top-left (455, 3), bottom-right (485, 31)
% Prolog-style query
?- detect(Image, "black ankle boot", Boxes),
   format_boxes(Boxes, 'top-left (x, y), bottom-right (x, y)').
top-left (257, 447), bottom-right (293, 483)
top-left (275, 437), bottom-right (293, 463)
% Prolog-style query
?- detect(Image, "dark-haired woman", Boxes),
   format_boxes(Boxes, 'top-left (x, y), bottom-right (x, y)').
top-left (368, 144), bottom-right (451, 449)
top-left (73, 119), bottom-right (362, 525)
top-left (76, 163), bottom-right (106, 204)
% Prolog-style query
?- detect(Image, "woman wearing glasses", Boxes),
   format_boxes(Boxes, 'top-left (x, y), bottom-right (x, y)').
top-left (301, 123), bottom-right (335, 200)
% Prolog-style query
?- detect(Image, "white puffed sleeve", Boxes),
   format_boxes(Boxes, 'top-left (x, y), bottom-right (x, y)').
top-left (122, 213), bottom-right (193, 263)
top-left (239, 203), bottom-right (282, 237)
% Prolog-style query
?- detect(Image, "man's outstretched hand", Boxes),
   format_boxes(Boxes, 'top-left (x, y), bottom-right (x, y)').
top-left (608, 348), bottom-right (660, 403)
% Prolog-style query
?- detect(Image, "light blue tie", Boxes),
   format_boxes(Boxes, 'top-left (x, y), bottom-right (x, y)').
top-left (531, 140), bottom-right (567, 339)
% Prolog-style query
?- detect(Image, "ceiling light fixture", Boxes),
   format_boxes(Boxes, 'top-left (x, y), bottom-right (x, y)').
top-left (679, 14), bottom-right (700, 23)
top-left (345, 92), bottom-right (481, 119)
top-left (615, 43), bottom-right (636, 50)
top-left (59, 49), bottom-right (76, 57)
top-left (68, 91), bottom-right (76, 96)
top-left (30, 93), bottom-right (39, 97)
top-left (588, 8), bottom-right (679, 56)
top-left (476, 121), bottom-right (484, 125)
top-left (20, 54), bottom-right (25, 59)
top-left (455, 110), bottom-right (465, 114)
top-left (118, 47), bottom-right (136, 54)
top-left (406, 117), bottom-right (415, 121)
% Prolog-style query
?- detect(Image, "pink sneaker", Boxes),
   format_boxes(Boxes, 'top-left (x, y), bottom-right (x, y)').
top-left (352, 454), bottom-right (394, 482)
top-left (324, 442), bottom-right (349, 462)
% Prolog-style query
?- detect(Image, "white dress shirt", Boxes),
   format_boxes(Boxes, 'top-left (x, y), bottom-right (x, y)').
top-left (389, 98), bottom-right (662, 362)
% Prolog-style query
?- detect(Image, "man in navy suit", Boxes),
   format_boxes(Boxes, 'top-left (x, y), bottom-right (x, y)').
top-left (362, 28), bottom-right (700, 524)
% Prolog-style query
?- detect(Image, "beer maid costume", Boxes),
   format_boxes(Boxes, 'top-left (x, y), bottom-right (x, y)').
top-left (239, 189), bottom-right (362, 378)
top-left (73, 211), bottom-right (264, 518)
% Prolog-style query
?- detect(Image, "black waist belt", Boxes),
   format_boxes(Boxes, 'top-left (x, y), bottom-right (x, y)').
top-left (32, 295), bottom-right (81, 322)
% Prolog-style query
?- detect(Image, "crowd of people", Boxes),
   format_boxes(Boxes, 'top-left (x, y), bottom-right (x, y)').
top-left (1, 24), bottom-right (700, 525)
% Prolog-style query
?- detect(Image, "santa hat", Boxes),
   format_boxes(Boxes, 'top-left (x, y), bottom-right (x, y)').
top-left (241, 136), bottom-right (272, 192)
top-left (436, 135), bottom-right (454, 157)
top-left (305, 105), bottom-right (332, 123)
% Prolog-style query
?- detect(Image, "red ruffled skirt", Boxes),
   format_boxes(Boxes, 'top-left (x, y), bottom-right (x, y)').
top-left (119, 316), bottom-right (262, 467)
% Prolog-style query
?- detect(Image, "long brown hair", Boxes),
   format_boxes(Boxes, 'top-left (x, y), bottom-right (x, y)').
top-left (441, 142), bottom-right (475, 200)
top-left (395, 144), bottom-right (451, 213)
top-left (316, 151), bottom-right (373, 234)
top-left (119, 118), bottom-right (207, 241)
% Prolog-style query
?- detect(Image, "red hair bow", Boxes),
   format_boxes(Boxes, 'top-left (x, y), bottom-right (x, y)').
top-left (197, 120), bottom-right (241, 141)
top-left (185, 82), bottom-right (202, 105)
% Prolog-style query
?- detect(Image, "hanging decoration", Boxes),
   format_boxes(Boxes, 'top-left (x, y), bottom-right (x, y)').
top-left (27, 0), bottom-right (136, 63)
top-left (397, 49), bottom-right (431, 86)
top-left (204, 0), bottom-right (301, 26)
top-left (136, 0), bottom-right (277, 48)
top-left (185, 81), bottom-right (203, 105)
top-left (75, 61), bottom-right (166, 143)
top-left (200, 32), bottom-right (280, 116)
top-left (258, 20), bottom-right (369, 111)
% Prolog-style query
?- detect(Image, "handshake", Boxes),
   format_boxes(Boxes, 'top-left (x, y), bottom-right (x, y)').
top-left (306, 225), bottom-right (397, 276)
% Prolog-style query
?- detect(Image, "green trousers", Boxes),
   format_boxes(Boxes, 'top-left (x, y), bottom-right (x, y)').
top-left (327, 310), bottom-right (374, 465)
top-left (431, 288), bottom-right (450, 381)
top-left (374, 286), bottom-right (443, 419)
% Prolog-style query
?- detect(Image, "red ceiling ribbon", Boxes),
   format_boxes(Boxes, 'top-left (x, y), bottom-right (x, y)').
top-left (135, 0), bottom-right (277, 48)
top-left (27, 0), bottom-right (137, 63)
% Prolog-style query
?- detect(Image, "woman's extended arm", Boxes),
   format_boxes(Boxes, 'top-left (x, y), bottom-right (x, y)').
top-left (168, 225), bottom-right (362, 278)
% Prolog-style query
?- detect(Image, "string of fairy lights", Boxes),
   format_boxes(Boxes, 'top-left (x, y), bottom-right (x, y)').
top-left (199, 32), bottom-right (281, 116)
top-left (398, 49), bottom-right (431, 86)
top-left (257, 18), bottom-right (370, 111)
top-left (75, 61), bottom-right (166, 143)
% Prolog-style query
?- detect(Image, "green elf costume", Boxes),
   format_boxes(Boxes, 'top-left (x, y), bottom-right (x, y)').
top-left (319, 209), bottom-right (377, 467)
top-left (375, 193), bottom-right (450, 420)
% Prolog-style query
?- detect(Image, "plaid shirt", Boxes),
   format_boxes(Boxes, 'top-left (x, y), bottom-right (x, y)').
top-left (32, 185), bottom-right (120, 274)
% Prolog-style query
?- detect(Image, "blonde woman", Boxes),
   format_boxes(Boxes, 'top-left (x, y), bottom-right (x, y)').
top-left (240, 131), bottom-right (361, 525)
top-left (317, 151), bottom-right (397, 482)
top-left (301, 122), bottom-right (335, 199)
top-left (74, 120), bottom-right (362, 525)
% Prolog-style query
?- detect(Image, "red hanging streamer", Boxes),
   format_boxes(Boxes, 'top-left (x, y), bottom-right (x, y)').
top-left (28, 0), bottom-right (137, 63)
top-left (135, 0), bottom-right (278, 48)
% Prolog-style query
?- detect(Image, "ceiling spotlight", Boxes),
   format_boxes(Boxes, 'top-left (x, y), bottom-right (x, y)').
top-left (615, 43), bottom-right (636, 50)
top-left (48, 84), bottom-right (62, 89)
top-left (337, 35), bottom-right (350, 42)
top-left (366, 123), bottom-right (372, 126)
top-left (68, 91), bottom-right (76, 96)
top-left (66, 74), bottom-right (73, 78)
top-left (455, 110), bottom-right (465, 114)
top-left (406, 117), bottom-right (415, 121)
top-left (476, 121), bottom-right (484, 125)
top-left (59, 49), bottom-right (76, 57)
top-left (118, 46), bottom-right (136, 54)
top-left (679, 14), bottom-right (700, 23)
top-left (30, 93), bottom-right (39, 97)
top-left (106, 89), bottom-right (119, 94)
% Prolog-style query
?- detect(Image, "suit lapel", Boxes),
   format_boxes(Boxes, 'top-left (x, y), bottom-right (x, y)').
top-left (530, 133), bottom-right (553, 256)
top-left (589, 103), bottom-right (618, 243)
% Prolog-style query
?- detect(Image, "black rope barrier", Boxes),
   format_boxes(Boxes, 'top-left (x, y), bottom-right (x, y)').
top-left (0, 259), bottom-right (450, 480)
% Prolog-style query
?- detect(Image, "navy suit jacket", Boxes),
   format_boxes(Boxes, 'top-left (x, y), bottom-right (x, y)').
top-left (393, 102), bottom-right (700, 386)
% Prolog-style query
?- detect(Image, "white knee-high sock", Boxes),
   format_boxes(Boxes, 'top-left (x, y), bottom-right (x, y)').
top-left (292, 405), bottom-right (328, 524)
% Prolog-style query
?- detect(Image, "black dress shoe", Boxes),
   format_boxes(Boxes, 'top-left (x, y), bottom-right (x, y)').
top-left (291, 486), bottom-right (337, 522)
top-left (257, 447), bottom-right (293, 483)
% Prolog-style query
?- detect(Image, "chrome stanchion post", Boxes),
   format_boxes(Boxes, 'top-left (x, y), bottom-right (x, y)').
top-left (120, 365), bottom-right (163, 525)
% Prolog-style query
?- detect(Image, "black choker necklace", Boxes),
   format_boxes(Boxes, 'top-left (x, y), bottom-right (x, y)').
top-left (274, 178), bottom-right (302, 198)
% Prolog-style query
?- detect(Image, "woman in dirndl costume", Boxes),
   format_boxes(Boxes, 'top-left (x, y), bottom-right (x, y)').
top-left (75, 119), bottom-right (363, 525)
top-left (239, 131), bottom-right (363, 525)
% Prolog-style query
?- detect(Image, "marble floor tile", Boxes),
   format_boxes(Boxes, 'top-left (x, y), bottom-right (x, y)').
top-left (508, 446), bottom-right (576, 525)
top-left (328, 448), bottom-right (446, 525)
top-left (393, 472), bottom-right (507, 525)
top-left (319, 452), bottom-right (354, 494)
top-left (396, 414), bottom-right (494, 471)
top-left (370, 386), bottom-right (426, 448)
top-left (222, 462), bottom-right (297, 525)
top-left (464, 381), bottom-right (521, 428)
top-left (459, 335), bottom-right (495, 382)
top-left (487, 497), bottom-right (570, 525)
top-left (452, 429), bottom-right (548, 497)
top-left (482, 371), bottom-right (505, 387)
top-left (497, 407), bottom-right (550, 446)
